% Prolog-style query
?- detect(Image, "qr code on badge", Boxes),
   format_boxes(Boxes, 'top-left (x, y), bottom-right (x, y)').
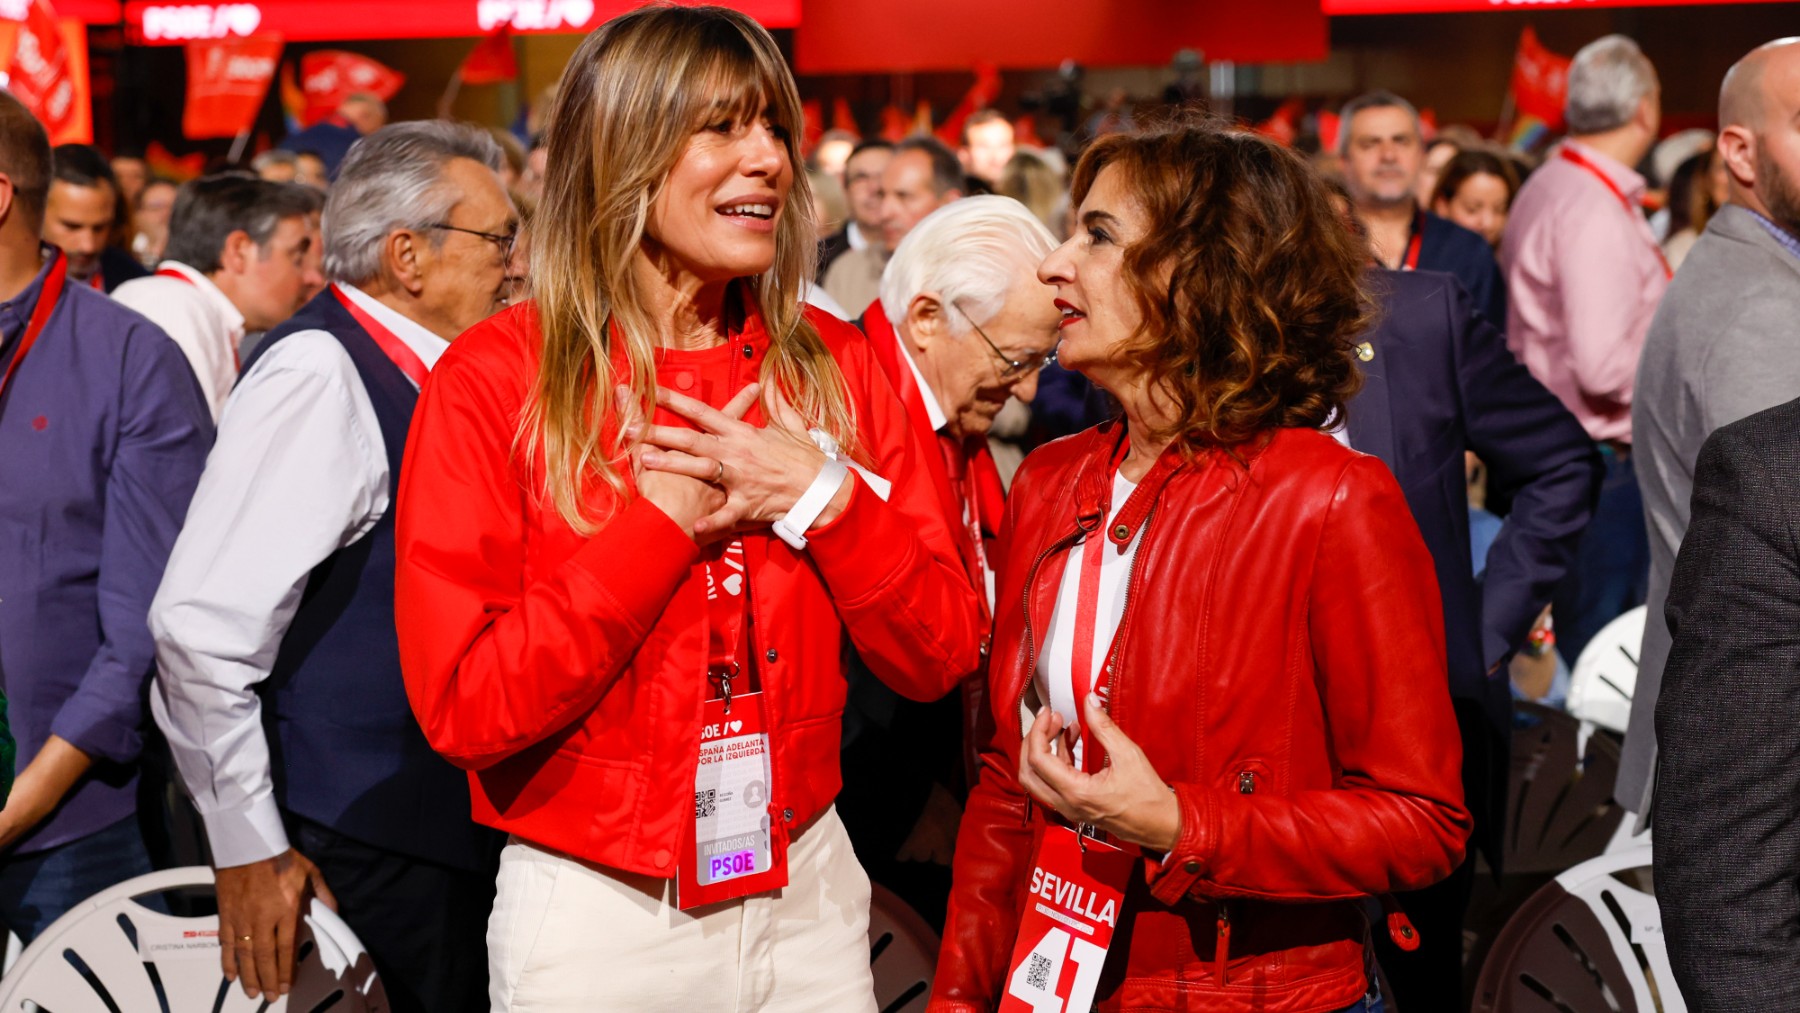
top-left (1026, 952), bottom-right (1053, 990)
top-left (695, 789), bottom-right (717, 819)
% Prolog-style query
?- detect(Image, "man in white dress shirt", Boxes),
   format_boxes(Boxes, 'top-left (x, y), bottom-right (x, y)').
top-left (149, 122), bottom-right (515, 1012)
top-left (113, 176), bottom-right (323, 420)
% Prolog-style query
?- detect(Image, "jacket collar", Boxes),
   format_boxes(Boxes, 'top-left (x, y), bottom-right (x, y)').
top-left (1073, 420), bottom-right (1195, 546)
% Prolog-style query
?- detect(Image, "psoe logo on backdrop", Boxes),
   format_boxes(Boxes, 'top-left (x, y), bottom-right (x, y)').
top-left (476, 0), bottom-right (596, 32)
top-left (141, 4), bottom-right (263, 41)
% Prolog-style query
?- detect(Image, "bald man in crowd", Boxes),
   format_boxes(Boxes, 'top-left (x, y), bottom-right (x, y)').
top-left (1628, 37), bottom-right (1800, 1005)
top-left (1618, 37), bottom-right (1800, 828)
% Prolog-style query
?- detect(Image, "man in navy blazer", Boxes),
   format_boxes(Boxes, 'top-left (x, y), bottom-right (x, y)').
top-left (1350, 269), bottom-right (1601, 1010)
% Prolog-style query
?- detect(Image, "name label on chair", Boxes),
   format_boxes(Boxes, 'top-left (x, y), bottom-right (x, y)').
top-left (137, 924), bottom-right (222, 961)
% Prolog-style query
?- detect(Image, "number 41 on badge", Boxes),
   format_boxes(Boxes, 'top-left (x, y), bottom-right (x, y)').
top-left (999, 826), bottom-right (1135, 1013)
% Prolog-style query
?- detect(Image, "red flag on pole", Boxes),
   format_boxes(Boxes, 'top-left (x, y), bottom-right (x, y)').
top-left (458, 25), bottom-right (516, 85)
top-left (1508, 26), bottom-right (1571, 130)
top-left (300, 49), bottom-right (404, 124)
top-left (6, 0), bottom-right (80, 141)
top-left (183, 34), bottom-right (283, 140)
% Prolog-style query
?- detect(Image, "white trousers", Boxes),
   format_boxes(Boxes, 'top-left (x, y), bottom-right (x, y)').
top-left (488, 805), bottom-right (878, 1013)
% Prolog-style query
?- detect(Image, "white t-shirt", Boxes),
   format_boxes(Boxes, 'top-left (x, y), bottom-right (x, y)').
top-left (1033, 470), bottom-right (1143, 766)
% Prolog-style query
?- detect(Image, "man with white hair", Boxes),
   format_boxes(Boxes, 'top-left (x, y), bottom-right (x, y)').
top-left (1502, 34), bottom-right (1666, 666)
top-left (839, 195), bottom-right (1061, 928)
top-left (150, 122), bottom-right (515, 1013)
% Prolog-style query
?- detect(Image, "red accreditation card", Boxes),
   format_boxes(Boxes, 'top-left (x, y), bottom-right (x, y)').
top-left (999, 825), bottom-right (1136, 1013)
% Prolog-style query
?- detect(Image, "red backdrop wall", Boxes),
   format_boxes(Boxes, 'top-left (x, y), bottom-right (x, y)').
top-left (794, 0), bottom-right (1329, 73)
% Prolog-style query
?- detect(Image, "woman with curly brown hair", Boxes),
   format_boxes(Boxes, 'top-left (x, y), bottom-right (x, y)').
top-left (928, 122), bottom-right (1471, 1013)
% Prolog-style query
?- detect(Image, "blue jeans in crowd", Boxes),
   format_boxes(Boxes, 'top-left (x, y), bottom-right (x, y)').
top-left (1334, 972), bottom-right (1387, 1012)
top-left (1553, 446), bottom-right (1649, 668)
top-left (0, 815), bottom-right (155, 943)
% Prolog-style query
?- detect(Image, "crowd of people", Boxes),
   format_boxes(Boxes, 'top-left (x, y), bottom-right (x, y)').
top-left (2, 4), bottom-right (1799, 1011)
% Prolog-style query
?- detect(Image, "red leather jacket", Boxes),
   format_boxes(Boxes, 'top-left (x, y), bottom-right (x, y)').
top-left (930, 423), bottom-right (1471, 1013)
top-left (394, 300), bottom-right (984, 878)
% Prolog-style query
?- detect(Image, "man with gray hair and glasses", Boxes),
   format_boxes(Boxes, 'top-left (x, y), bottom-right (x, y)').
top-left (1501, 34), bottom-right (1666, 667)
top-left (150, 121), bottom-right (515, 1013)
top-left (840, 195), bottom-right (1060, 927)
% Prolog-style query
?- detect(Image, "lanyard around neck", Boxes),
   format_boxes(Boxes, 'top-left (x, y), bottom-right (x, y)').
top-left (0, 251), bottom-right (70, 403)
top-left (330, 284), bottom-right (430, 387)
top-left (1559, 147), bottom-right (1672, 280)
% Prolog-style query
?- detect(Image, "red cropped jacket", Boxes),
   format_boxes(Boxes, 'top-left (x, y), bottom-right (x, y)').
top-left (930, 423), bottom-right (1471, 1013)
top-left (393, 300), bottom-right (984, 878)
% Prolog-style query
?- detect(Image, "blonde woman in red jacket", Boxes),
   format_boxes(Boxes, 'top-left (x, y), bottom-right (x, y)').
top-left (393, 7), bottom-right (984, 1011)
top-left (928, 124), bottom-right (1470, 1013)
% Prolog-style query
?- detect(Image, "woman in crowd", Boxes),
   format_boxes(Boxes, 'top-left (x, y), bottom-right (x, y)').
top-left (394, 6), bottom-right (984, 1010)
top-left (929, 122), bottom-right (1469, 1013)
top-left (1431, 146), bottom-right (1520, 250)
top-left (999, 149), bottom-right (1067, 239)
top-left (1415, 123), bottom-right (1482, 206)
top-left (1662, 146), bottom-right (1728, 271)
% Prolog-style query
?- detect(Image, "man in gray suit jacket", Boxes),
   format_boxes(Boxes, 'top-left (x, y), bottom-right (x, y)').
top-left (1617, 37), bottom-right (1800, 823)
top-left (1655, 395), bottom-right (1800, 1008)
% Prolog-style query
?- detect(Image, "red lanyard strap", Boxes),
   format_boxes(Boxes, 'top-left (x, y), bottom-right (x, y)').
top-left (1401, 209), bottom-right (1424, 272)
top-left (330, 284), bottom-right (430, 387)
top-left (1069, 523), bottom-right (1109, 772)
top-left (1558, 147), bottom-right (1673, 279)
top-left (0, 251), bottom-right (69, 402)
top-left (705, 539), bottom-right (749, 673)
top-left (160, 268), bottom-right (242, 370)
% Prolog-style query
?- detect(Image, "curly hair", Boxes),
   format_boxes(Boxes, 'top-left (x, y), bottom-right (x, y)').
top-left (1070, 120), bottom-right (1371, 451)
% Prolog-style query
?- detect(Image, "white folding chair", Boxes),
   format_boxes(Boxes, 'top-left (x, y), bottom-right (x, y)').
top-left (1473, 844), bottom-right (1685, 1012)
top-left (0, 866), bottom-right (387, 1012)
top-left (869, 883), bottom-right (938, 1013)
top-left (1567, 605), bottom-right (1647, 736)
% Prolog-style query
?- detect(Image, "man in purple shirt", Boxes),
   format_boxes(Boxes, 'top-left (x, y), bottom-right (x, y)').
top-left (1502, 34), bottom-right (1668, 664)
top-left (0, 93), bottom-right (212, 939)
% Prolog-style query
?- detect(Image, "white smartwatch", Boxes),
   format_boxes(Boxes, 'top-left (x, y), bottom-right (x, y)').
top-left (773, 458), bottom-right (850, 550)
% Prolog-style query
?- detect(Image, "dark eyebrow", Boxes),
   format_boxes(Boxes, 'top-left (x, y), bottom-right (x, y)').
top-left (1081, 210), bottom-right (1122, 229)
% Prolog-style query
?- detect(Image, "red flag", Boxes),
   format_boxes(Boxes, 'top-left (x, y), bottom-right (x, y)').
top-left (183, 34), bottom-right (282, 140)
top-left (146, 140), bottom-right (206, 183)
top-left (1012, 113), bottom-right (1043, 148)
top-left (879, 104), bottom-right (910, 142)
top-left (300, 49), bottom-right (403, 125)
top-left (935, 61), bottom-right (1000, 147)
top-left (458, 26), bottom-right (516, 86)
top-left (912, 99), bottom-right (933, 137)
top-left (800, 98), bottom-right (822, 157)
top-left (1254, 97), bottom-right (1305, 146)
top-left (1508, 26), bottom-right (1571, 130)
top-left (6, 0), bottom-right (79, 141)
top-left (831, 97), bottom-right (856, 136)
top-left (1316, 110), bottom-right (1341, 154)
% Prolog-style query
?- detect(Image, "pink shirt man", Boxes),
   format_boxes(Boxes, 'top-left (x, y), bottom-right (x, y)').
top-left (1502, 139), bottom-right (1670, 445)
